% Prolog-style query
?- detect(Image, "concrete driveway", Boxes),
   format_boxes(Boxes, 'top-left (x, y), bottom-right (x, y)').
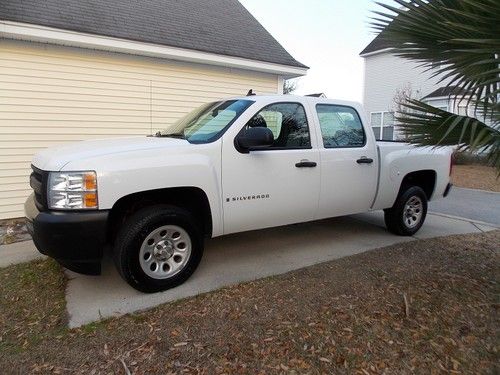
top-left (65, 210), bottom-right (497, 328)
top-left (430, 187), bottom-right (500, 226)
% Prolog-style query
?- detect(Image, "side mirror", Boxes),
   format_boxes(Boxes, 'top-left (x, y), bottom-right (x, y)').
top-left (236, 127), bottom-right (274, 152)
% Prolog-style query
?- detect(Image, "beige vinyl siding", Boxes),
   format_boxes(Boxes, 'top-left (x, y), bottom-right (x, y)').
top-left (0, 40), bottom-right (280, 219)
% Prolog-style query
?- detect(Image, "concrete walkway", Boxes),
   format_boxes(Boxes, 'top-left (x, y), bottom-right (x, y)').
top-left (430, 187), bottom-right (500, 226)
top-left (1, 210), bottom-right (496, 327)
top-left (63, 211), bottom-right (497, 328)
top-left (0, 240), bottom-right (44, 268)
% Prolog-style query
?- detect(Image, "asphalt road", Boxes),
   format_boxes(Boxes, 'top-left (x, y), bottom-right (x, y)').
top-left (429, 187), bottom-right (500, 226)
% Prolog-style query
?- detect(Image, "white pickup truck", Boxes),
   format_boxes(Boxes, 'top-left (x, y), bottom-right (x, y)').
top-left (25, 95), bottom-right (453, 292)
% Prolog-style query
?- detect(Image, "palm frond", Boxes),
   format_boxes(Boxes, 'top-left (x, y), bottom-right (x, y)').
top-left (372, 0), bottom-right (499, 172)
top-left (397, 99), bottom-right (500, 170)
top-left (372, 0), bottom-right (500, 108)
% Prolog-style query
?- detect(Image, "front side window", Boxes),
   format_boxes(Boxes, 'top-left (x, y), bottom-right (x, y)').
top-left (157, 99), bottom-right (254, 143)
top-left (243, 102), bottom-right (310, 149)
top-left (317, 104), bottom-right (365, 147)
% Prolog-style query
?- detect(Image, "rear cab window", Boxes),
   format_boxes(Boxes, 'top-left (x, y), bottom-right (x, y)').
top-left (316, 104), bottom-right (366, 148)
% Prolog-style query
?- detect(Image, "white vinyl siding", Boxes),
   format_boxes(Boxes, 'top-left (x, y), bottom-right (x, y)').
top-left (362, 52), bottom-right (451, 141)
top-left (362, 53), bottom-right (446, 116)
top-left (0, 40), bottom-right (281, 219)
top-left (370, 111), bottom-right (394, 140)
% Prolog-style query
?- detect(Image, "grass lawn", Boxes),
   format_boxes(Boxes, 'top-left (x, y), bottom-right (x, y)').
top-left (0, 231), bottom-right (498, 374)
top-left (452, 165), bottom-right (500, 192)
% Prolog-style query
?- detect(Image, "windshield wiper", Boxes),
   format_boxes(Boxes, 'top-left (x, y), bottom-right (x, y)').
top-left (155, 132), bottom-right (185, 139)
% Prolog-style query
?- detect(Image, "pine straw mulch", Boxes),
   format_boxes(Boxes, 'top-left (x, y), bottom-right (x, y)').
top-left (0, 230), bottom-right (498, 374)
top-left (452, 165), bottom-right (500, 192)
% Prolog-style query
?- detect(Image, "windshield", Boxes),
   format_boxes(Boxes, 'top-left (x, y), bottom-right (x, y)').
top-left (156, 99), bottom-right (254, 143)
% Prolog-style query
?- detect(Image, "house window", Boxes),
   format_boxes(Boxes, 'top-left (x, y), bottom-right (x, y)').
top-left (457, 103), bottom-right (468, 116)
top-left (424, 98), bottom-right (448, 112)
top-left (370, 111), bottom-right (394, 140)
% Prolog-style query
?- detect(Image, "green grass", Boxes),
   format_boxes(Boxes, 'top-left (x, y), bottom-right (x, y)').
top-left (0, 259), bottom-right (67, 354)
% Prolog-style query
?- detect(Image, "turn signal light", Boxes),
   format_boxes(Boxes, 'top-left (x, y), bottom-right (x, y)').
top-left (84, 193), bottom-right (98, 208)
top-left (84, 172), bottom-right (97, 191)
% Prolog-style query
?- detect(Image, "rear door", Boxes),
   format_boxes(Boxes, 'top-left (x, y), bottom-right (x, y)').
top-left (221, 101), bottom-right (320, 234)
top-left (314, 103), bottom-right (378, 218)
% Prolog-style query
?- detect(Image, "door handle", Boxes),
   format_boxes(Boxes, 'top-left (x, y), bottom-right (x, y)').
top-left (295, 160), bottom-right (317, 168)
top-left (356, 157), bottom-right (373, 164)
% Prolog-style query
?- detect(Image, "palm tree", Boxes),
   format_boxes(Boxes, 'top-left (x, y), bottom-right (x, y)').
top-left (372, 0), bottom-right (499, 171)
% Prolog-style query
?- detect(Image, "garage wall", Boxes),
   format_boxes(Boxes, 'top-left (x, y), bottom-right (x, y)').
top-left (0, 40), bottom-right (281, 219)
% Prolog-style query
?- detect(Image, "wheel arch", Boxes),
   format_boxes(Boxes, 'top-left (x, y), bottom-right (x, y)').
top-left (398, 170), bottom-right (437, 200)
top-left (107, 186), bottom-right (212, 243)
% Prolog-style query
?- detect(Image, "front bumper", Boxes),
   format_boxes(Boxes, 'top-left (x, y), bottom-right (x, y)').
top-left (25, 193), bottom-right (108, 275)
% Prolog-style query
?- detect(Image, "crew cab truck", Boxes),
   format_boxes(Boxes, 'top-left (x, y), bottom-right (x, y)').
top-left (25, 95), bottom-right (453, 293)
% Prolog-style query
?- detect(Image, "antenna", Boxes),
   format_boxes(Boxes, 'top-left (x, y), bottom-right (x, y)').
top-left (246, 89), bottom-right (256, 96)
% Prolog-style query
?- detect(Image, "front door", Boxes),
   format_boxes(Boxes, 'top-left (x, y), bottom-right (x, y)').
top-left (221, 101), bottom-right (320, 234)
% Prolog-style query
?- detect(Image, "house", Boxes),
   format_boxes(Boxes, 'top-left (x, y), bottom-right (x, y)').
top-left (360, 33), bottom-right (463, 140)
top-left (0, 0), bottom-right (307, 219)
top-left (421, 86), bottom-right (471, 116)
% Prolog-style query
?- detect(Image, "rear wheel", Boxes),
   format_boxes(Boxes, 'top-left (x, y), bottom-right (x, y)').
top-left (113, 205), bottom-right (203, 293)
top-left (384, 186), bottom-right (427, 236)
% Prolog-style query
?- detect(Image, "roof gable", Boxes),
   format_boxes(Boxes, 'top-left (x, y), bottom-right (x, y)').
top-left (0, 0), bottom-right (306, 69)
top-left (423, 86), bottom-right (469, 100)
top-left (359, 33), bottom-right (393, 56)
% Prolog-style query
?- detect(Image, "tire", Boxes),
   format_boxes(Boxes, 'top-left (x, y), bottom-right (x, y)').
top-left (113, 205), bottom-right (203, 293)
top-left (384, 186), bottom-right (428, 236)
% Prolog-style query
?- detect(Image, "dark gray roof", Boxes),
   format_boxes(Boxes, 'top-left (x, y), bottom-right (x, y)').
top-left (306, 93), bottom-right (326, 98)
top-left (423, 86), bottom-right (468, 99)
top-left (0, 0), bottom-right (306, 68)
top-left (360, 33), bottom-right (392, 56)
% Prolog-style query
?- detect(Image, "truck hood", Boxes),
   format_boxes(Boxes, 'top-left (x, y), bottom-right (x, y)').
top-left (32, 136), bottom-right (189, 171)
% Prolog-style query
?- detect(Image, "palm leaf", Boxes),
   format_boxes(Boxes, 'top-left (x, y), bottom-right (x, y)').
top-left (371, 0), bottom-right (499, 172)
top-left (372, 0), bottom-right (500, 107)
top-left (397, 99), bottom-right (500, 170)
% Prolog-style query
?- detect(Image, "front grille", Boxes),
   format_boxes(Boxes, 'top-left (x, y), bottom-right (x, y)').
top-left (30, 165), bottom-right (49, 211)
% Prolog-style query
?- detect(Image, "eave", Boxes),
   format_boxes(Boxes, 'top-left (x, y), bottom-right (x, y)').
top-left (0, 20), bottom-right (308, 78)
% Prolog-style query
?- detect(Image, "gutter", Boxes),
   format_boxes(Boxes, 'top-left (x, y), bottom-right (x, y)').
top-left (359, 48), bottom-right (394, 58)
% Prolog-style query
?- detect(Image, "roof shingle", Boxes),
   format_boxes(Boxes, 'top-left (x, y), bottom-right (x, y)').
top-left (0, 0), bottom-right (306, 68)
top-left (359, 33), bottom-right (393, 56)
top-left (423, 86), bottom-right (469, 99)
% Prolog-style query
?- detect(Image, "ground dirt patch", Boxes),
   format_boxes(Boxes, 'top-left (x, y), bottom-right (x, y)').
top-left (0, 217), bottom-right (30, 245)
top-left (452, 165), bottom-right (500, 192)
top-left (0, 231), bottom-right (498, 374)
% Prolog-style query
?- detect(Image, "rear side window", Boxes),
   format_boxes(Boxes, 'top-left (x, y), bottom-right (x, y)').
top-left (243, 102), bottom-right (310, 149)
top-left (316, 104), bottom-right (365, 148)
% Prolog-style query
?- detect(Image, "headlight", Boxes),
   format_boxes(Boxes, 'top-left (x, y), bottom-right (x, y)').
top-left (48, 171), bottom-right (98, 210)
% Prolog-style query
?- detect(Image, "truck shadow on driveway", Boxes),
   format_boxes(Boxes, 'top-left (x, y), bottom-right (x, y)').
top-left (65, 211), bottom-right (495, 328)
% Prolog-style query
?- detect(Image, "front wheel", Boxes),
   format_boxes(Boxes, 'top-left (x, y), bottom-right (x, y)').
top-left (113, 205), bottom-right (203, 293)
top-left (384, 186), bottom-right (428, 236)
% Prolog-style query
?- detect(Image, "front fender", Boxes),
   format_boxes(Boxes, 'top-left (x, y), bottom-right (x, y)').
top-left (62, 143), bottom-right (224, 236)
